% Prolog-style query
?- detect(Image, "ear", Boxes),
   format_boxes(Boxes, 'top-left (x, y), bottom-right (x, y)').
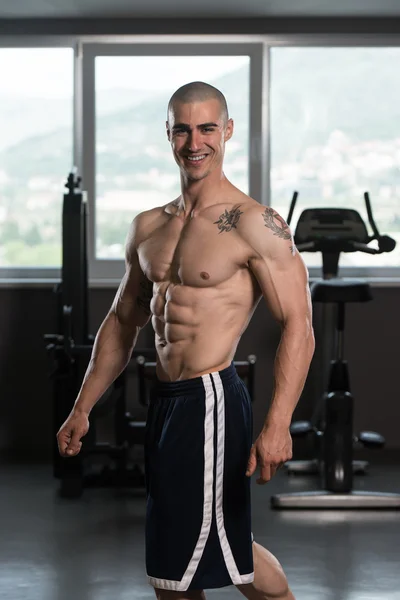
top-left (224, 118), bottom-right (234, 142)
top-left (166, 121), bottom-right (171, 142)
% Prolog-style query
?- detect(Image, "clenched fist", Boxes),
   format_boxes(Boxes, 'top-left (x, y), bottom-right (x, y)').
top-left (57, 410), bottom-right (90, 457)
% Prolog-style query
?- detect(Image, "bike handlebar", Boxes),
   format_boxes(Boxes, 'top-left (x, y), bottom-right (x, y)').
top-left (350, 242), bottom-right (379, 254)
top-left (296, 239), bottom-right (395, 255)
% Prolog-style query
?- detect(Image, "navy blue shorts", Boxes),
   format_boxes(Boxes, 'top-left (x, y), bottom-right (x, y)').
top-left (144, 362), bottom-right (254, 592)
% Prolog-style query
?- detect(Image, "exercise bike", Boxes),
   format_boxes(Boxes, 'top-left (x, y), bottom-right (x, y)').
top-left (271, 191), bottom-right (400, 509)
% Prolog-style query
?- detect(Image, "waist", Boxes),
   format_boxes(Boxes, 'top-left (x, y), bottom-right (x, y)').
top-left (153, 362), bottom-right (240, 397)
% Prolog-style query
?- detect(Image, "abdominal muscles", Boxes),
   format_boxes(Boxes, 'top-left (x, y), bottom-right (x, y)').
top-left (151, 277), bottom-right (259, 381)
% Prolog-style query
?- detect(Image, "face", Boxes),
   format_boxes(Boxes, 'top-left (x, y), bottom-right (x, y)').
top-left (166, 98), bottom-right (233, 182)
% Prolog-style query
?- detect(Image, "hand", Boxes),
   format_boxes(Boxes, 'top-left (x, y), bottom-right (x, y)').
top-left (57, 410), bottom-right (90, 457)
top-left (246, 424), bottom-right (292, 484)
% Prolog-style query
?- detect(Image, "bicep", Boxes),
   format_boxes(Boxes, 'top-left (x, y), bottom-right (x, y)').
top-left (245, 207), bottom-right (312, 326)
top-left (250, 250), bottom-right (312, 326)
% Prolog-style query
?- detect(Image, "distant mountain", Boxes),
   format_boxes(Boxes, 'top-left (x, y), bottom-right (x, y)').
top-left (0, 67), bottom-right (249, 183)
top-left (2, 48), bottom-right (400, 186)
top-left (96, 88), bottom-right (152, 115)
top-left (0, 89), bottom-right (153, 152)
top-left (0, 96), bottom-right (73, 154)
top-left (270, 47), bottom-right (400, 162)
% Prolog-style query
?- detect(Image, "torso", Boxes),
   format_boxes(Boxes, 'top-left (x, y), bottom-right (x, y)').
top-left (136, 193), bottom-right (263, 381)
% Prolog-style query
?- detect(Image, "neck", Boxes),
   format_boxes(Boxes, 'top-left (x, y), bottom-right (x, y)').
top-left (177, 169), bottom-right (229, 216)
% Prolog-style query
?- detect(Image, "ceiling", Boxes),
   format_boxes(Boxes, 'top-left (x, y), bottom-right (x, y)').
top-left (2, 0), bottom-right (400, 19)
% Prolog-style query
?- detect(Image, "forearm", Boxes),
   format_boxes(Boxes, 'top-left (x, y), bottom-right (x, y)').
top-left (265, 321), bottom-right (315, 429)
top-left (74, 311), bottom-right (140, 416)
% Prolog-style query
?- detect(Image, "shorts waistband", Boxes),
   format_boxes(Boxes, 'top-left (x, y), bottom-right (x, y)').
top-left (153, 362), bottom-right (240, 397)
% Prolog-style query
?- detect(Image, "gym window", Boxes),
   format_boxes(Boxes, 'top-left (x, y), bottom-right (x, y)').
top-left (0, 45), bottom-right (74, 279)
top-left (0, 37), bottom-right (399, 284)
top-left (80, 42), bottom-right (262, 281)
top-left (270, 44), bottom-right (400, 278)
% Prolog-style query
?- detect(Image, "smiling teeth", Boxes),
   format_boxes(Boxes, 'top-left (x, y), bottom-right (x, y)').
top-left (187, 155), bottom-right (206, 161)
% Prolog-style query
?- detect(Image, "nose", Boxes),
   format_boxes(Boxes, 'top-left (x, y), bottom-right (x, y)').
top-left (187, 129), bottom-right (202, 152)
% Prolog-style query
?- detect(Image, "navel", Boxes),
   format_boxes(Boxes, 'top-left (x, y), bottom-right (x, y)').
top-left (200, 271), bottom-right (210, 280)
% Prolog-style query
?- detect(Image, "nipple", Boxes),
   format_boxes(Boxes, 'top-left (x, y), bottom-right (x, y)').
top-left (200, 272), bottom-right (210, 280)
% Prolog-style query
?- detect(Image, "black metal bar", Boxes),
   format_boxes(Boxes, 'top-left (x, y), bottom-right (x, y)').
top-left (363, 191), bottom-right (380, 239)
top-left (322, 251), bottom-right (340, 279)
top-left (323, 390), bottom-right (354, 493)
top-left (287, 191), bottom-right (298, 226)
top-left (62, 171), bottom-right (88, 345)
top-left (135, 358), bottom-right (257, 404)
top-left (246, 354), bottom-right (256, 402)
top-left (136, 356), bottom-right (148, 407)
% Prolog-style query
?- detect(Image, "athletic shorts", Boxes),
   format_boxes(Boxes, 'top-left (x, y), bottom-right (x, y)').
top-left (144, 362), bottom-right (254, 591)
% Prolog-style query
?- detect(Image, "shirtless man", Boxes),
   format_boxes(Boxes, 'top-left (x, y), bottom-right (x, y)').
top-left (57, 81), bottom-right (315, 600)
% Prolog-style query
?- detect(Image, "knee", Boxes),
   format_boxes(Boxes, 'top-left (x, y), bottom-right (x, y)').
top-left (269, 563), bottom-right (290, 599)
top-left (254, 573), bottom-right (290, 600)
top-left (269, 579), bottom-right (290, 599)
top-left (252, 542), bottom-right (290, 599)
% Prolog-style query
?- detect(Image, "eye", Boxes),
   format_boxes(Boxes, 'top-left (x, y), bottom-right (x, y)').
top-left (202, 127), bottom-right (214, 133)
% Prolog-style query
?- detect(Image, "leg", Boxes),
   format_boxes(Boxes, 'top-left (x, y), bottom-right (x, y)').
top-left (154, 589), bottom-right (206, 600)
top-left (236, 542), bottom-right (295, 600)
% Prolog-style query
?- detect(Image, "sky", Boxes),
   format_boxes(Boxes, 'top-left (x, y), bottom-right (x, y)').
top-left (0, 48), bottom-right (249, 98)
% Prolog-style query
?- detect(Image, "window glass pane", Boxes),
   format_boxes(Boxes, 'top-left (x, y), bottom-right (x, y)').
top-left (0, 48), bottom-right (73, 268)
top-left (271, 47), bottom-right (400, 268)
top-left (95, 55), bottom-right (250, 259)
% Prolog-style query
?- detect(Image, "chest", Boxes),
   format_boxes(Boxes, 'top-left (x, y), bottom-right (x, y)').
top-left (138, 216), bottom-right (248, 287)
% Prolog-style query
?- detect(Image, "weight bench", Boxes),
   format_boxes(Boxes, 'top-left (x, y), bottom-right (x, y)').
top-left (136, 355), bottom-right (257, 406)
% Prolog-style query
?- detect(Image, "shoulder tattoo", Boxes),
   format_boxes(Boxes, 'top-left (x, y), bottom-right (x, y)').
top-left (262, 207), bottom-right (292, 240)
top-left (214, 204), bottom-right (244, 233)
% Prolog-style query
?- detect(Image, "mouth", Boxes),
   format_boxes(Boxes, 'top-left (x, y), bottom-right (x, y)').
top-left (184, 154), bottom-right (208, 166)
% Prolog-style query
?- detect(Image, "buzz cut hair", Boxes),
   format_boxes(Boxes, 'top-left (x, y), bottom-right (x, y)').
top-left (167, 81), bottom-right (229, 124)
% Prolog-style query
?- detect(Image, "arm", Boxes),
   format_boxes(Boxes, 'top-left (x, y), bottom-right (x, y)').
top-left (73, 214), bottom-right (153, 416)
top-left (241, 206), bottom-right (315, 482)
top-left (57, 214), bottom-right (153, 457)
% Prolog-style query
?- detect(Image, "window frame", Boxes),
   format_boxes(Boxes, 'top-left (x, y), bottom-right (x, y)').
top-left (0, 36), bottom-right (76, 282)
top-left (80, 40), bottom-right (265, 281)
top-left (0, 34), bottom-right (399, 284)
top-left (266, 34), bottom-right (400, 280)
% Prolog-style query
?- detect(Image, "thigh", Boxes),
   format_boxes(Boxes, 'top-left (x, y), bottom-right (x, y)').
top-left (145, 394), bottom-right (208, 588)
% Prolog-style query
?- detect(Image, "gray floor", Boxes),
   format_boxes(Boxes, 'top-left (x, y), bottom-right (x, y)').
top-left (1, 461), bottom-right (400, 600)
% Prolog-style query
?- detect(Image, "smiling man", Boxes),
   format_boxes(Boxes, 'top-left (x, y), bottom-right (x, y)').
top-left (167, 84), bottom-right (230, 184)
top-left (57, 81), bottom-right (315, 600)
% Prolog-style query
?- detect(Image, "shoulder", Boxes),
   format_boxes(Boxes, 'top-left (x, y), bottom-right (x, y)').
top-left (124, 204), bottom-right (170, 261)
top-left (233, 202), bottom-right (308, 292)
top-left (239, 203), bottom-right (292, 240)
top-left (233, 200), bottom-right (294, 260)
top-left (127, 203), bottom-right (171, 244)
